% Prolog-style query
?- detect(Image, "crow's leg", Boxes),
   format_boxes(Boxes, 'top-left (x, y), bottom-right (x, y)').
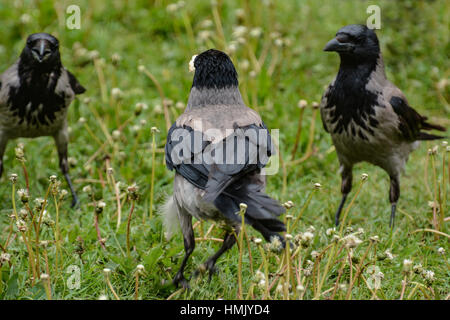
top-left (335, 165), bottom-right (353, 226)
top-left (196, 227), bottom-right (239, 281)
top-left (0, 133), bottom-right (8, 179)
top-left (389, 175), bottom-right (400, 229)
top-left (54, 128), bottom-right (78, 207)
top-left (173, 204), bottom-right (195, 289)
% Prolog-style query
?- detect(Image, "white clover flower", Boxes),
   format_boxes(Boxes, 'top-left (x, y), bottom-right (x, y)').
top-left (40, 273), bottom-right (49, 280)
top-left (384, 249), bottom-right (394, 260)
top-left (283, 200), bottom-right (294, 209)
top-left (274, 38), bottom-right (284, 47)
top-left (413, 263), bottom-right (423, 274)
top-left (338, 283), bottom-right (347, 291)
top-left (296, 284), bottom-right (305, 292)
top-left (97, 201), bottom-right (106, 209)
top-left (198, 30), bottom-right (212, 41)
top-left (236, 37), bottom-right (246, 45)
top-left (403, 259), bottom-right (413, 273)
top-left (437, 247), bottom-right (445, 255)
top-left (306, 226), bottom-right (316, 233)
top-left (326, 227), bottom-right (335, 236)
top-left (20, 13), bottom-right (31, 24)
top-left (235, 8), bottom-right (245, 19)
top-left (199, 19), bottom-right (213, 29)
top-left (175, 101), bottom-right (185, 109)
top-left (302, 231), bottom-right (314, 243)
top-left (82, 185), bottom-right (92, 194)
top-left (227, 42), bottom-right (238, 54)
top-left (151, 127), bottom-right (160, 134)
top-left (311, 250), bottom-right (320, 260)
top-left (0, 252), bottom-right (11, 263)
top-left (253, 238), bottom-right (262, 245)
top-left (422, 270), bottom-right (435, 283)
top-left (249, 27), bottom-right (262, 38)
top-left (10, 173), bottom-right (18, 183)
top-left (255, 270), bottom-right (265, 282)
top-left (60, 189), bottom-right (68, 198)
top-left (111, 88), bottom-right (123, 99)
top-left (313, 182), bottom-right (322, 189)
top-left (154, 104), bottom-right (163, 114)
top-left (16, 220), bottom-right (27, 232)
top-left (17, 189), bottom-right (29, 203)
top-left (343, 234), bottom-right (362, 248)
top-left (136, 264), bottom-right (145, 273)
top-left (268, 235), bottom-right (282, 252)
top-left (111, 53), bottom-right (121, 64)
top-left (98, 294), bottom-right (108, 300)
top-left (436, 78), bottom-right (448, 90)
top-left (297, 99), bottom-right (308, 108)
top-left (112, 130), bottom-right (121, 140)
top-left (257, 279), bottom-right (266, 290)
top-left (232, 25), bottom-right (247, 38)
top-left (166, 3), bottom-right (178, 13)
top-left (103, 268), bottom-right (111, 276)
top-left (285, 234), bottom-right (293, 241)
top-left (239, 59), bottom-right (250, 71)
top-left (88, 50), bottom-right (100, 60)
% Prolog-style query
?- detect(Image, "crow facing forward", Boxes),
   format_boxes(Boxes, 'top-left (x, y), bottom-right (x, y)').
top-left (320, 25), bottom-right (445, 228)
top-left (0, 33), bottom-right (85, 206)
top-left (164, 49), bottom-right (285, 288)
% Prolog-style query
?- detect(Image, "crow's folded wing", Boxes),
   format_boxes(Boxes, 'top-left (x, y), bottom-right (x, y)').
top-left (388, 94), bottom-right (445, 141)
top-left (165, 121), bottom-right (274, 201)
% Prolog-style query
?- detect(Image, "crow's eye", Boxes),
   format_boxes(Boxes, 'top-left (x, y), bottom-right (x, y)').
top-left (336, 34), bottom-right (351, 43)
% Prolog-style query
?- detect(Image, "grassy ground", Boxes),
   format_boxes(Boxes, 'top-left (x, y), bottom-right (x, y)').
top-left (0, 0), bottom-right (448, 300)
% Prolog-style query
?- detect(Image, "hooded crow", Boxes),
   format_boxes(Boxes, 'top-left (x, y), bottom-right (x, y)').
top-left (0, 33), bottom-right (85, 207)
top-left (320, 24), bottom-right (446, 228)
top-left (164, 49), bottom-right (286, 288)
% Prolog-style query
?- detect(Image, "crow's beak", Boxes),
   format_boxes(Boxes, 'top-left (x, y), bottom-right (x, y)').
top-left (323, 38), bottom-right (354, 53)
top-left (31, 40), bottom-right (51, 63)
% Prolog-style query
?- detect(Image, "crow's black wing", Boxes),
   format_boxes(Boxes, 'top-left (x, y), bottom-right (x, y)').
top-left (66, 69), bottom-right (86, 95)
top-left (390, 96), bottom-right (445, 141)
top-left (165, 122), bottom-right (273, 196)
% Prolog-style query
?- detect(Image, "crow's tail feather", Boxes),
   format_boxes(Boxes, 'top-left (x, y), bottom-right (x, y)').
top-left (212, 178), bottom-right (286, 241)
top-left (417, 132), bottom-right (445, 141)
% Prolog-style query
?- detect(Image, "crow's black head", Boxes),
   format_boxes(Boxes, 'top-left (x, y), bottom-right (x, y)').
top-left (191, 49), bottom-right (238, 89)
top-left (20, 33), bottom-right (61, 70)
top-left (324, 25), bottom-right (380, 63)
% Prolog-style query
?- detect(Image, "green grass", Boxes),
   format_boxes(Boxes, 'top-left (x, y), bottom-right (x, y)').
top-left (0, 0), bottom-right (448, 300)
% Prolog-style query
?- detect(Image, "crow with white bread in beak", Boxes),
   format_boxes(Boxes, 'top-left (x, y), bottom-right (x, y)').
top-left (0, 33), bottom-right (85, 207)
top-left (164, 49), bottom-right (285, 288)
top-left (320, 25), bottom-right (446, 228)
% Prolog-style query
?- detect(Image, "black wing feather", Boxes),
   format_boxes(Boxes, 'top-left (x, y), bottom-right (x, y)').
top-left (390, 96), bottom-right (445, 141)
top-left (66, 70), bottom-right (86, 95)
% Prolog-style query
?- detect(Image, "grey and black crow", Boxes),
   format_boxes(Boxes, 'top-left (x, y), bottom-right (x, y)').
top-left (0, 33), bottom-right (85, 207)
top-left (320, 24), bottom-right (446, 227)
top-left (164, 49), bottom-right (285, 288)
